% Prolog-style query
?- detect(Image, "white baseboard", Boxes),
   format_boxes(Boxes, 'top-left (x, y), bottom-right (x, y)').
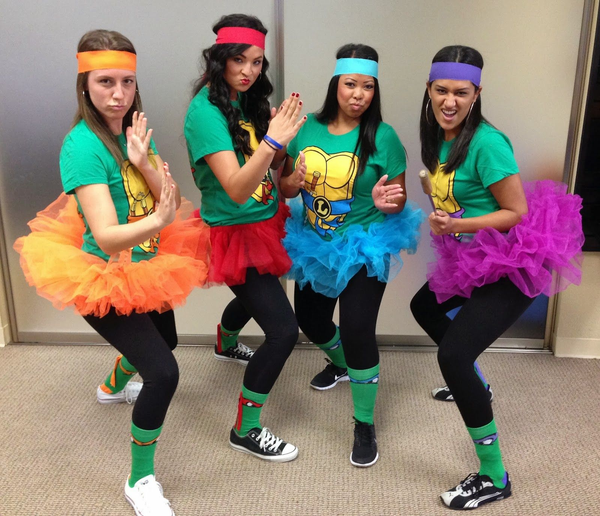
top-left (553, 336), bottom-right (600, 359)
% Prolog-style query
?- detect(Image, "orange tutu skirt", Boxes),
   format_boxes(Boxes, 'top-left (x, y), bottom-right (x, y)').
top-left (13, 193), bottom-right (211, 317)
top-left (203, 202), bottom-right (292, 286)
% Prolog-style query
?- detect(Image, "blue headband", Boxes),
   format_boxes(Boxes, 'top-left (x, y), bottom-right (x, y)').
top-left (429, 62), bottom-right (482, 87)
top-left (333, 58), bottom-right (379, 79)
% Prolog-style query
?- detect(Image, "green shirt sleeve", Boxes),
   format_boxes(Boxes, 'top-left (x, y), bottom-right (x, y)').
top-left (472, 129), bottom-right (519, 189)
top-left (184, 99), bottom-right (234, 165)
top-left (375, 124), bottom-right (406, 181)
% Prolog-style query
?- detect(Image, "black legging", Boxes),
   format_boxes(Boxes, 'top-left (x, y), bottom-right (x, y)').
top-left (410, 278), bottom-right (535, 428)
top-left (294, 266), bottom-right (386, 370)
top-left (83, 308), bottom-right (179, 430)
top-left (226, 267), bottom-right (298, 394)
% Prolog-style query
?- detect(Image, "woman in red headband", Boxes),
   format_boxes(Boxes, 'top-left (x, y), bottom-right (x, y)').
top-left (15, 29), bottom-right (210, 516)
top-left (184, 14), bottom-right (305, 462)
top-left (410, 45), bottom-right (582, 510)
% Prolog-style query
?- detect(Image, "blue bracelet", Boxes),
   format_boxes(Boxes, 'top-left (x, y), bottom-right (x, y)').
top-left (263, 134), bottom-right (283, 150)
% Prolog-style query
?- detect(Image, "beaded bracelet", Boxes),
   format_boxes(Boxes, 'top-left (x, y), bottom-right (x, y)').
top-left (263, 134), bottom-right (283, 150)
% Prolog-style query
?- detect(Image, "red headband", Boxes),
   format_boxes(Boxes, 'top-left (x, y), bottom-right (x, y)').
top-left (215, 27), bottom-right (265, 50)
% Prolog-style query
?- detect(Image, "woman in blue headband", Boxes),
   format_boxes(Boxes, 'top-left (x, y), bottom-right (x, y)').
top-left (280, 44), bottom-right (423, 467)
top-left (410, 45), bottom-right (583, 510)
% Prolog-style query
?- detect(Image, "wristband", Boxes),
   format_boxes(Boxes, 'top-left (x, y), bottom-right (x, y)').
top-left (263, 134), bottom-right (283, 150)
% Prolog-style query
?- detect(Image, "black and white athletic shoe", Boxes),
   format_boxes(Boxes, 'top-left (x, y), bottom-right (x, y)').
top-left (214, 341), bottom-right (254, 366)
top-left (350, 419), bottom-right (378, 467)
top-left (310, 359), bottom-right (349, 390)
top-left (441, 472), bottom-right (511, 510)
top-left (229, 427), bottom-right (298, 462)
top-left (431, 385), bottom-right (494, 403)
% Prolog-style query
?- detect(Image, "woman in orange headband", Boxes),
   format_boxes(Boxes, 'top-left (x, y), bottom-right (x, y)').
top-left (15, 29), bottom-right (209, 516)
top-left (184, 13), bottom-right (305, 463)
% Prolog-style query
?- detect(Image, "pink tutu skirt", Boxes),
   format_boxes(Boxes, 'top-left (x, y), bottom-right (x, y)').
top-left (427, 180), bottom-right (584, 303)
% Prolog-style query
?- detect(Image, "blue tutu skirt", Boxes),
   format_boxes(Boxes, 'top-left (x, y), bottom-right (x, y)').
top-left (283, 199), bottom-right (424, 298)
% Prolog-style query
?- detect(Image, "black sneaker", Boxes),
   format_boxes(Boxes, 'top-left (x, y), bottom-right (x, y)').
top-left (214, 341), bottom-right (254, 366)
top-left (229, 427), bottom-right (298, 463)
top-left (431, 385), bottom-right (494, 402)
top-left (350, 418), bottom-right (378, 467)
top-left (441, 472), bottom-right (511, 510)
top-left (310, 359), bottom-right (349, 390)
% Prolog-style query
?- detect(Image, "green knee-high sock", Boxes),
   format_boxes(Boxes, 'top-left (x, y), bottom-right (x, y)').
top-left (102, 355), bottom-right (137, 394)
top-left (348, 364), bottom-right (380, 425)
top-left (129, 423), bottom-right (162, 487)
top-left (473, 361), bottom-right (489, 389)
top-left (234, 386), bottom-right (269, 436)
top-left (467, 420), bottom-right (507, 488)
top-left (314, 327), bottom-right (346, 368)
top-left (218, 323), bottom-right (242, 352)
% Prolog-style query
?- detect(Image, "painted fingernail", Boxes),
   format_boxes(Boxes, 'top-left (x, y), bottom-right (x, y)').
top-left (299, 101), bottom-right (303, 105)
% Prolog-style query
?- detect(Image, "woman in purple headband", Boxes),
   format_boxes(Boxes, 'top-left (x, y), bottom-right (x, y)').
top-left (410, 45), bottom-right (583, 510)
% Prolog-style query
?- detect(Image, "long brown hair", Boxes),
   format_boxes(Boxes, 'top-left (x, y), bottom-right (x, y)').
top-left (73, 30), bottom-right (143, 167)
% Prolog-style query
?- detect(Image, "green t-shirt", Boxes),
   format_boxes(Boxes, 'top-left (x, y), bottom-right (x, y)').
top-left (184, 87), bottom-right (278, 226)
top-left (287, 114), bottom-right (406, 238)
top-left (60, 120), bottom-right (159, 262)
top-left (429, 122), bottom-right (519, 240)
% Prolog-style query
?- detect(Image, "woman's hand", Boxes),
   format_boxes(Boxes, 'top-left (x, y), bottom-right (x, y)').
top-left (372, 174), bottom-right (407, 214)
top-left (265, 93), bottom-right (307, 148)
top-left (154, 162), bottom-right (177, 228)
top-left (429, 210), bottom-right (454, 235)
top-left (372, 174), bottom-right (405, 211)
top-left (126, 111), bottom-right (153, 170)
top-left (288, 151), bottom-right (307, 190)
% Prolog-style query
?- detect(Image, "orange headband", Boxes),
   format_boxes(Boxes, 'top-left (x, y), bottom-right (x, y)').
top-left (76, 50), bottom-right (137, 73)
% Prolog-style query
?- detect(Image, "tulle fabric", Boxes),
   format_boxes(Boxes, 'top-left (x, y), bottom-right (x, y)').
top-left (427, 180), bottom-right (584, 303)
top-left (284, 198), bottom-right (424, 298)
top-left (13, 193), bottom-right (211, 317)
top-left (202, 202), bottom-right (292, 286)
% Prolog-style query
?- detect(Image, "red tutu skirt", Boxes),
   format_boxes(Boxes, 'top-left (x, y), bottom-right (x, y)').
top-left (427, 180), bottom-right (584, 303)
top-left (13, 193), bottom-right (211, 317)
top-left (201, 202), bottom-right (292, 286)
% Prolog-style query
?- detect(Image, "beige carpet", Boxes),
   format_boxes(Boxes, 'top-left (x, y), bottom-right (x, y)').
top-left (0, 344), bottom-right (599, 516)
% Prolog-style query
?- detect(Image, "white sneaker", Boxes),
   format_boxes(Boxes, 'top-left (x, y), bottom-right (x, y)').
top-left (124, 475), bottom-right (175, 516)
top-left (97, 382), bottom-right (143, 404)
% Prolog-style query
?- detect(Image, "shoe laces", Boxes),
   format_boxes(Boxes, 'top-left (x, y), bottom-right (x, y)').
top-left (257, 427), bottom-right (283, 452)
top-left (455, 473), bottom-right (484, 495)
top-left (234, 342), bottom-right (254, 358)
top-left (353, 418), bottom-right (376, 444)
top-left (134, 477), bottom-right (171, 511)
top-left (323, 359), bottom-right (345, 375)
top-left (125, 382), bottom-right (142, 404)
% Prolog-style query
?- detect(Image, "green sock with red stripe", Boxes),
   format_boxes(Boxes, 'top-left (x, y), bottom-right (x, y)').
top-left (234, 385), bottom-right (268, 436)
top-left (218, 323), bottom-right (241, 352)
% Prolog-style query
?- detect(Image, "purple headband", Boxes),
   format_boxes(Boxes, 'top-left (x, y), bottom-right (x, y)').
top-left (429, 62), bottom-right (482, 87)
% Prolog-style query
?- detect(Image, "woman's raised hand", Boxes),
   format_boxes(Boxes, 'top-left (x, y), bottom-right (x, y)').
top-left (372, 174), bottom-right (405, 211)
top-left (155, 163), bottom-right (177, 228)
top-left (265, 93), bottom-right (307, 148)
top-left (126, 111), bottom-right (153, 170)
top-left (290, 151), bottom-right (307, 190)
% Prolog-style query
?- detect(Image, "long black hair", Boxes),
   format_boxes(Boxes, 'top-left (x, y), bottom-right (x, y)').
top-left (315, 44), bottom-right (382, 176)
top-left (420, 45), bottom-right (486, 173)
top-left (192, 13), bottom-right (273, 157)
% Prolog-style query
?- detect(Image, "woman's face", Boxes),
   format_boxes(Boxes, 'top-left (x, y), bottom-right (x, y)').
top-left (86, 68), bottom-right (136, 134)
top-left (224, 45), bottom-right (264, 100)
top-left (336, 73), bottom-right (375, 122)
top-left (427, 79), bottom-right (481, 141)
